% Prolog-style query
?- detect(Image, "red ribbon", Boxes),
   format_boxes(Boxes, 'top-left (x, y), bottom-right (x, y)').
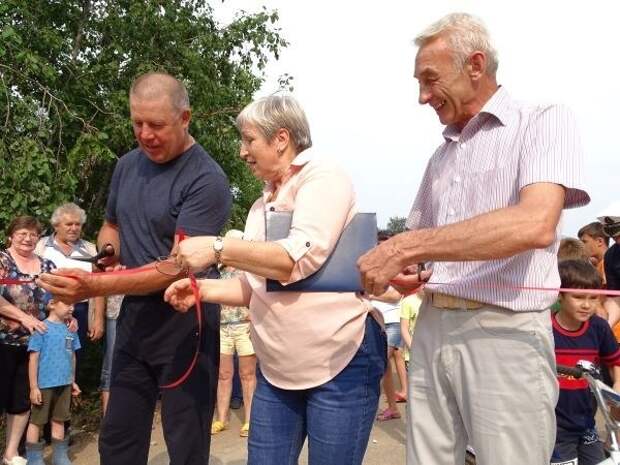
top-left (1, 238), bottom-right (203, 389)
top-left (160, 230), bottom-right (203, 390)
top-left (0, 278), bottom-right (37, 285)
top-left (390, 279), bottom-right (620, 297)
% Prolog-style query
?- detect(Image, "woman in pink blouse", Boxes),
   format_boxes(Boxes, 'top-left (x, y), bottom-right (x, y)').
top-left (165, 95), bottom-right (386, 465)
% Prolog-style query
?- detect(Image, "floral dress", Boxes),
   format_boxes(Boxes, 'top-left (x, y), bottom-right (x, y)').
top-left (0, 250), bottom-right (55, 346)
top-left (220, 269), bottom-right (250, 324)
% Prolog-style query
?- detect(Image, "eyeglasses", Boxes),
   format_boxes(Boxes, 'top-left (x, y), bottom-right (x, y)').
top-left (155, 256), bottom-right (188, 277)
top-left (13, 232), bottom-right (39, 240)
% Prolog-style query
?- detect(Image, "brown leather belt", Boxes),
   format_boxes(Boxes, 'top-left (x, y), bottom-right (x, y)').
top-left (428, 291), bottom-right (484, 310)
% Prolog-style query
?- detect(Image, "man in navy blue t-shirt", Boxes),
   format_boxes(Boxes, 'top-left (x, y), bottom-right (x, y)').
top-left (40, 72), bottom-right (232, 465)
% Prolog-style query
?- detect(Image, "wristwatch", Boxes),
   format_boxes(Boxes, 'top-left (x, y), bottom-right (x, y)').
top-left (213, 236), bottom-right (224, 265)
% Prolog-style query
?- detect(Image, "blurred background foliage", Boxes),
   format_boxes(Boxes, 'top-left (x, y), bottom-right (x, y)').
top-left (0, 0), bottom-right (289, 242)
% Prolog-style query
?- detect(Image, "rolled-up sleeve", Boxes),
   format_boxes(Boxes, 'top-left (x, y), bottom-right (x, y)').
top-left (274, 160), bottom-right (355, 285)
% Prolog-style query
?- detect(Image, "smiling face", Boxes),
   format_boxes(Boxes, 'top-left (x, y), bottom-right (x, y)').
top-left (130, 95), bottom-right (191, 164)
top-left (238, 123), bottom-right (292, 183)
top-left (558, 293), bottom-right (601, 326)
top-left (9, 228), bottom-right (39, 256)
top-left (414, 36), bottom-right (482, 129)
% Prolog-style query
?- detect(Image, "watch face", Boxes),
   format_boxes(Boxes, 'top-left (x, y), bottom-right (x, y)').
top-left (214, 239), bottom-right (224, 252)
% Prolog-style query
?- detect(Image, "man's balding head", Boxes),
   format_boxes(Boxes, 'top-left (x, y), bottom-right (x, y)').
top-left (130, 72), bottom-right (190, 113)
top-left (128, 72), bottom-right (194, 164)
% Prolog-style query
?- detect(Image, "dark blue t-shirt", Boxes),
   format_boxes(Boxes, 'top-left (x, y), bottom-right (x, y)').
top-left (553, 313), bottom-right (620, 432)
top-left (106, 144), bottom-right (231, 268)
top-left (105, 144), bottom-right (231, 361)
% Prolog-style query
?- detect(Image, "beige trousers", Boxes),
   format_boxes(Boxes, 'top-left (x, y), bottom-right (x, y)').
top-left (406, 299), bottom-right (558, 465)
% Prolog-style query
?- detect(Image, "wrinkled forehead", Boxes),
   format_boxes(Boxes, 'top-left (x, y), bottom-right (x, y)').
top-left (59, 215), bottom-right (82, 225)
top-left (239, 122), bottom-right (263, 138)
top-left (414, 37), bottom-right (455, 78)
top-left (129, 94), bottom-right (178, 117)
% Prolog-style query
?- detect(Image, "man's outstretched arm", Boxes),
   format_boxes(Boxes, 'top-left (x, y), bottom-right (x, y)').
top-left (38, 223), bottom-right (185, 304)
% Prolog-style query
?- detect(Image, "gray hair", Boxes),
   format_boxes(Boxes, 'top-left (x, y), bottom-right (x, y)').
top-left (414, 13), bottom-right (499, 77)
top-left (51, 202), bottom-right (87, 226)
top-left (130, 72), bottom-right (190, 113)
top-left (236, 94), bottom-right (312, 152)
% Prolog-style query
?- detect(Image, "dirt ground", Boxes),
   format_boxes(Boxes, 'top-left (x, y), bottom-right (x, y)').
top-left (65, 401), bottom-right (407, 465)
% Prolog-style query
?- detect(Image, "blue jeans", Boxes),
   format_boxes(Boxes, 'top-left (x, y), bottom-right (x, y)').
top-left (248, 315), bottom-right (386, 465)
top-left (100, 317), bottom-right (118, 391)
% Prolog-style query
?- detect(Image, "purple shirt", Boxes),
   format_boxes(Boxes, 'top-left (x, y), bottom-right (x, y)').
top-left (407, 87), bottom-right (590, 311)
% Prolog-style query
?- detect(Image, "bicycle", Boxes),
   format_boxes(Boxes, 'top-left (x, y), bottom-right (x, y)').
top-left (557, 361), bottom-right (620, 465)
top-left (467, 362), bottom-right (620, 465)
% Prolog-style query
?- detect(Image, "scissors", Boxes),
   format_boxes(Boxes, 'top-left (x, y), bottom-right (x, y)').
top-left (71, 244), bottom-right (115, 270)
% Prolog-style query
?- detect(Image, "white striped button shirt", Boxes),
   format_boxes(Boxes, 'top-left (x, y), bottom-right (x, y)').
top-left (406, 86), bottom-right (590, 311)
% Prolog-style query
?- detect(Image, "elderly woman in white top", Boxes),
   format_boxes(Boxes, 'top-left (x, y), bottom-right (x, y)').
top-left (165, 95), bottom-right (386, 465)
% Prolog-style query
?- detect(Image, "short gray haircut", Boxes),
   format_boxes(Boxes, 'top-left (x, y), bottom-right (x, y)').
top-left (236, 94), bottom-right (312, 152)
top-left (130, 72), bottom-right (190, 113)
top-left (415, 13), bottom-right (499, 77)
top-left (51, 202), bottom-right (87, 226)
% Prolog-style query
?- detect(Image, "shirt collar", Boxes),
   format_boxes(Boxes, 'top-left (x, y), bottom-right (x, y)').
top-left (479, 86), bottom-right (513, 126)
top-left (263, 147), bottom-right (314, 196)
top-left (46, 234), bottom-right (91, 258)
top-left (290, 147), bottom-right (314, 167)
top-left (442, 86), bottom-right (515, 141)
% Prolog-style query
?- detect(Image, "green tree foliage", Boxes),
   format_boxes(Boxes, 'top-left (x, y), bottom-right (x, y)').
top-left (0, 0), bottom-right (287, 241)
top-left (384, 216), bottom-right (407, 235)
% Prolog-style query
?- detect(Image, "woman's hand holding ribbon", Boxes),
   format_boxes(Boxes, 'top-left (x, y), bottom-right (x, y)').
top-left (175, 236), bottom-right (216, 273)
top-left (164, 278), bottom-right (200, 312)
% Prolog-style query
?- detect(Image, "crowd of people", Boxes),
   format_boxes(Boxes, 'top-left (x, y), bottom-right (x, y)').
top-left (1, 10), bottom-right (620, 465)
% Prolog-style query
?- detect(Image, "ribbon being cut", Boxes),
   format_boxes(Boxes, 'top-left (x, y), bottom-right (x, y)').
top-left (4, 246), bottom-right (617, 389)
top-left (1, 237), bottom-right (202, 389)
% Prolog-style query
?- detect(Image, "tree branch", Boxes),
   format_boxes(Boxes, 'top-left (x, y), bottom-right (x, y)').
top-left (0, 71), bottom-right (10, 131)
top-left (192, 106), bottom-right (243, 120)
top-left (71, 0), bottom-right (92, 62)
top-left (0, 63), bottom-right (96, 132)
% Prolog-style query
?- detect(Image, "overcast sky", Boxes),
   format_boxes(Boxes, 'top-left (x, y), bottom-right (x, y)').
top-left (214, 0), bottom-right (619, 235)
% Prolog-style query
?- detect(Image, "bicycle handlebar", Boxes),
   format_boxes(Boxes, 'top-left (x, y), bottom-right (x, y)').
top-left (557, 364), bottom-right (584, 378)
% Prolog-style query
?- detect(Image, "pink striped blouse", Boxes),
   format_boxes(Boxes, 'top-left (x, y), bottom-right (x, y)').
top-left (407, 86), bottom-right (590, 311)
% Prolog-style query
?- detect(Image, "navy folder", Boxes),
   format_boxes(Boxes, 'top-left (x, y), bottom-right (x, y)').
top-left (265, 211), bottom-right (377, 292)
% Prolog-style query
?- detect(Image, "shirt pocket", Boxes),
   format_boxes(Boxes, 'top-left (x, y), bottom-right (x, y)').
top-left (460, 157), bottom-right (520, 216)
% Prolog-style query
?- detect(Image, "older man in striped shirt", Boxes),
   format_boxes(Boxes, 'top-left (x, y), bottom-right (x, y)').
top-left (358, 13), bottom-right (590, 465)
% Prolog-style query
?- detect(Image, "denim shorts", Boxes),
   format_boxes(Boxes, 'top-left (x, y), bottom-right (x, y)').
top-left (384, 322), bottom-right (402, 348)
